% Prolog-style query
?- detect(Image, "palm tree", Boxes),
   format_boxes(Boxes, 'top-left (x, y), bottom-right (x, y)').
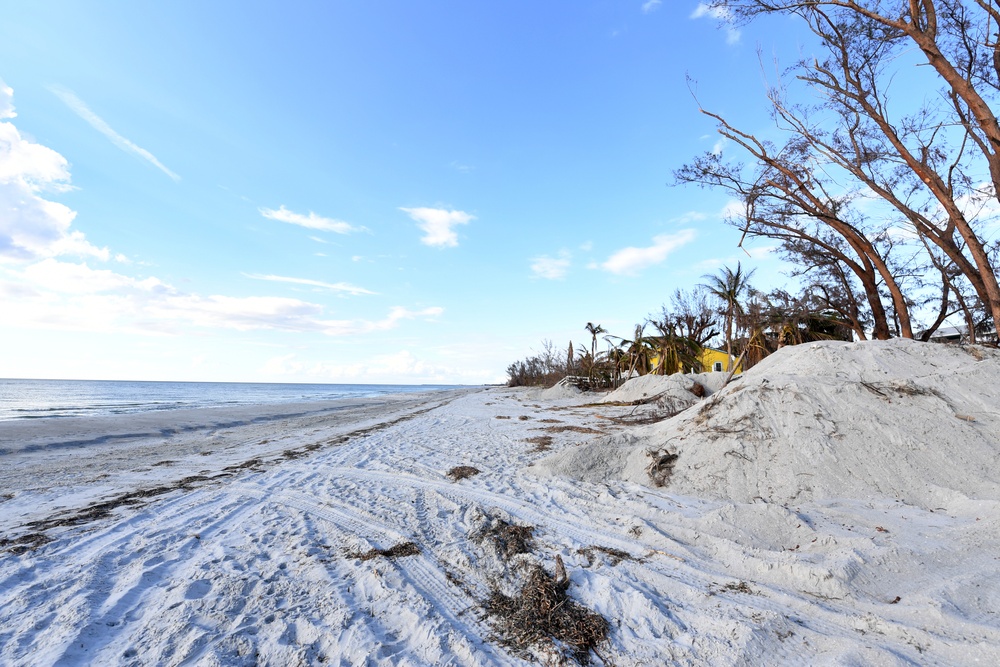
top-left (607, 324), bottom-right (656, 380)
top-left (584, 322), bottom-right (606, 361)
top-left (584, 322), bottom-right (607, 381)
top-left (604, 341), bottom-right (628, 387)
top-left (648, 321), bottom-right (704, 375)
top-left (700, 263), bottom-right (756, 372)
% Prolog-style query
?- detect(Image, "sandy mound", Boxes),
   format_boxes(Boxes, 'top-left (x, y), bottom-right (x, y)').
top-left (599, 371), bottom-right (729, 407)
top-left (527, 376), bottom-right (608, 402)
top-left (531, 339), bottom-right (1000, 509)
top-left (539, 378), bottom-right (584, 400)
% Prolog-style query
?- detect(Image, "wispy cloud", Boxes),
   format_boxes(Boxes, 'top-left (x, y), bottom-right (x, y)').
top-left (601, 230), bottom-right (697, 276)
top-left (696, 243), bottom-right (776, 271)
top-left (259, 206), bottom-right (366, 234)
top-left (669, 211), bottom-right (708, 225)
top-left (243, 273), bottom-right (376, 296)
top-left (531, 251), bottom-right (571, 280)
top-left (49, 85), bottom-right (180, 181)
top-left (3, 83), bottom-right (441, 342)
top-left (691, 3), bottom-right (741, 45)
top-left (400, 207), bottom-right (475, 248)
top-left (5, 257), bottom-right (441, 337)
top-left (642, 0), bottom-right (662, 13)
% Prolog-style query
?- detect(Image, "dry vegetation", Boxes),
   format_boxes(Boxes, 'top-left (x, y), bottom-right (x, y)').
top-left (446, 466), bottom-right (482, 481)
top-left (469, 512), bottom-right (610, 664)
top-left (346, 541), bottom-right (421, 561)
top-left (486, 562), bottom-right (609, 665)
top-left (646, 449), bottom-right (679, 487)
top-left (525, 435), bottom-right (554, 453)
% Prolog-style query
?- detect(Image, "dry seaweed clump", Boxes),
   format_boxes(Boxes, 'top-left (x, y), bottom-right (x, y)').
top-left (646, 449), bottom-right (679, 487)
top-left (486, 563), bottom-right (609, 665)
top-left (347, 541), bottom-right (420, 561)
top-left (478, 518), bottom-right (535, 560)
top-left (525, 435), bottom-right (554, 452)
top-left (577, 545), bottom-right (637, 566)
top-left (0, 532), bottom-right (52, 555)
top-left (447, 465), bottom-right (482, 481)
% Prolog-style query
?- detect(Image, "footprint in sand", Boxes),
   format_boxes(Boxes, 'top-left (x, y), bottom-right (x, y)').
top-left (184, 579), bottom-right (213, 600)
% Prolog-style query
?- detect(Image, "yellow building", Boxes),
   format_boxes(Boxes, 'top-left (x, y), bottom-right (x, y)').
top-left (649, 346), bottom-right (743, 375)
top-left (699, 346), bottom-right (743, 374)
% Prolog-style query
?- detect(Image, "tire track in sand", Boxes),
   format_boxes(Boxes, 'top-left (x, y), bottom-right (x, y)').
top-left (231, 483), bottom-right (519, 667)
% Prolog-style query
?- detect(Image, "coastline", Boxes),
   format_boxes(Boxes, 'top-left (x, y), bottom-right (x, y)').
top-left (0, 388), bottom-right (477, 536)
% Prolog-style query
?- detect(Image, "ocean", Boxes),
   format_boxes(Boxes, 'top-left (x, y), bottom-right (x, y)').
top-left (0, 378), bottom-right (465, 422)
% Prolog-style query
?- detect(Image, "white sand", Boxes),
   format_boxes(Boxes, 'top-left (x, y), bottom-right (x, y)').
top-left (1, 340), bottom-right (999, 665)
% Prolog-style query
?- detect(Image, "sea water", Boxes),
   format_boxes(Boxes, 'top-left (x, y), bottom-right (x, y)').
top-left (0, 378), bottom-right (464, 422)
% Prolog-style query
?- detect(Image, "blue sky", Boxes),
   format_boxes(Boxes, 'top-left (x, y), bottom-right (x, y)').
top-left (0, 1), bottom-right (794, 384)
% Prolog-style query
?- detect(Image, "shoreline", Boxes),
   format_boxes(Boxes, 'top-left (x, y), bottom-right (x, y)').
top-left (0, 388), bottom-right (479, 536)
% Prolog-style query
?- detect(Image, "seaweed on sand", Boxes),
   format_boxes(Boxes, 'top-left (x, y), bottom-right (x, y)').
top-left (486, 560), bottom-right (609, 665)
top-left (525, 435), bottom-right (554, 452)
top-left (347, 541), bottom-right (421, 561)
top-left (646, 449), bottom-right (679, 487)
top-left (447, 465), bottom-right (482, 481)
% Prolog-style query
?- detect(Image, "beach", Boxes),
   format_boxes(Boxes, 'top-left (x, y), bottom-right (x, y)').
top-left (2, 339), bottom-right (1000, 665)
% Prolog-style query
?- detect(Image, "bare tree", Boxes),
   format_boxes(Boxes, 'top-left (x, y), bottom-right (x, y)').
top-left (676, 135), bottom-right (906, 339)
top-left (656, 288), bottom-right (721, 347)
top-left (702, 0), bottom-right (1000, 338)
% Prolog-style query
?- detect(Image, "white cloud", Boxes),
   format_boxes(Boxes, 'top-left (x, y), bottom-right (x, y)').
top-left (601, 230), bottom-right (697, 276)
top-left (0, 85), bottom-right (108, 263)
top-left (262, 348), bottom-right (482, 384)
top-left (259, 205), bottom-right (365, 234)
top-left (720, 199), bottom-right (746, 222)
top-left (49, 85), bottom-right (180, 181)
top-left (696, 243), bottom-right (778, 271)
top-left (243, 272), bottom-right (376, 295)
top-left (0, 78), bottom-right (14, 120)
top-left (712, 137), bottom-right (727, 155)
top-left (642, 0), bottom-right (662, 13)
top-left (670, 211), bottom-right (708, 224)
top-left (4, 257), bottom-right (441, 337)
top-left (0, 125), bottom-right (70, 187)
top-left (743, 244), bottom-right (778, 259)
top-left (260, 353), bottom-right (304, 377)
top-left (147, 293), bottom-right (328, 333)
top-left (22, 258), bottom-right (157, 294)
top-left (400, 207), bottom-right (475, 248)
top-left (531, 251), bottom-right (571, 280)
top-left (691, 3), bottom-right (742, 44)
top-left (309, 306), bottom-right (443, 337)
top-left (955, 183), bottom-right (1000, 229)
